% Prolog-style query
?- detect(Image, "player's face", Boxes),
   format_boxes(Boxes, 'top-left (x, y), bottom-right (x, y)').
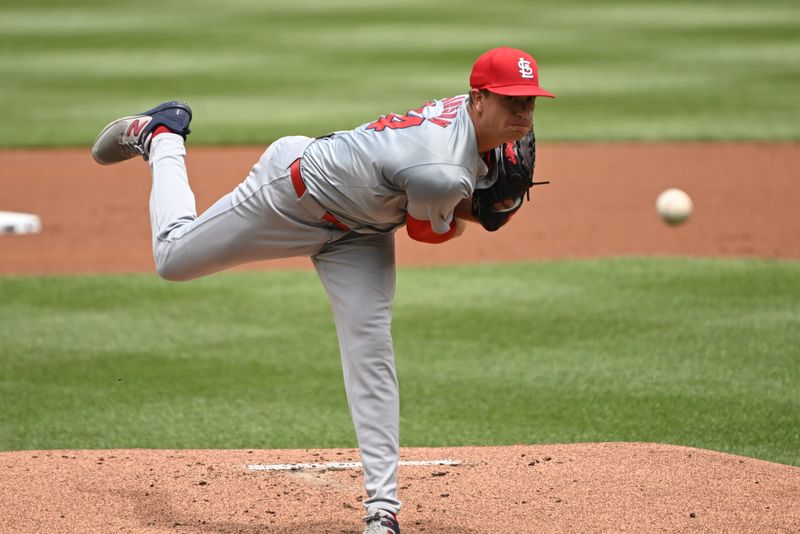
top-left (486, 93), bottom-right (535, 141)
top-left (470, 90), bottom-right (536, 151)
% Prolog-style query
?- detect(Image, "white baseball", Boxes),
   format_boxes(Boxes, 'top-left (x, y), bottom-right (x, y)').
top-left (656, 188), bottom-right (693, 225)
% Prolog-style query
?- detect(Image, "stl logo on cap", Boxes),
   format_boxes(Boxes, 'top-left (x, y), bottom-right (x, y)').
top-left (470, 46), bottom-right (556, 98)
top-left (517, 58), bottom-right (534, 79)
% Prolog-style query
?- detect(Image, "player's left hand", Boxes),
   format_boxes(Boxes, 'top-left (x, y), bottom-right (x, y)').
top-left (470, 130), bottom-right (548, 231)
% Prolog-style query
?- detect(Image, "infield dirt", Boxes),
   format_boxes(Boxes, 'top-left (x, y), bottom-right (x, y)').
top-left (1, 143), bottom-right (799, 274)
top-left (2, 444), bottom-right (799, 533)
top-left (1, 144), bottom-right (798, 533)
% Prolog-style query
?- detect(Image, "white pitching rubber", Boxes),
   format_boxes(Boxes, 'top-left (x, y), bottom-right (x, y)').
top-left (246, 459), bottom-right (462, 471)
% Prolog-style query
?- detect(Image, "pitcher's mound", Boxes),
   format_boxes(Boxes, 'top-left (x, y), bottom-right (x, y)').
top-left (2, 442), bottom-right (798, 533)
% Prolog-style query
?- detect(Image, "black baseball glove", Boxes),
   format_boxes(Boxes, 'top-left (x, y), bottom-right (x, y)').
top-left (470, 130), bottom-right (548, 232)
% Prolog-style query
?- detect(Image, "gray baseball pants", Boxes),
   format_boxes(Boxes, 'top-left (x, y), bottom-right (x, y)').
top-left (148, 133), bottom-right (401, 515)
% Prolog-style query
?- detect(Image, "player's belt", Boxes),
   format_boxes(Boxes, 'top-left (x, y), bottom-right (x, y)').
top-left (290, 158), bottom-right (350, 231)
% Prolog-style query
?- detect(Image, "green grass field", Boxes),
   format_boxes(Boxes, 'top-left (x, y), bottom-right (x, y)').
top-left (1, 0), bottom-right (799, 146)
top-left (2, 259), bottom-right (798, 465)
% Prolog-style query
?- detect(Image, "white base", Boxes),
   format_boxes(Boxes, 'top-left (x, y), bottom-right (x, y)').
top-left (0, 211), bottom-right (42, 235)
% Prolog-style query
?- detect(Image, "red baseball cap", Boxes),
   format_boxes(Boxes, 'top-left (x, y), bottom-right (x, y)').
top-left (470, 46), bottom-right (556, 98)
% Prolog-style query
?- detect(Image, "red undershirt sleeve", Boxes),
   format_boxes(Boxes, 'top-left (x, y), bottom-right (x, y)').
top-left (406, 214), bottom-right (458, 244)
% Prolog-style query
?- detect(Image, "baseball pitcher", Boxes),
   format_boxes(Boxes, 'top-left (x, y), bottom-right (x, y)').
top-left (91, 46), bottom-right (555, 534)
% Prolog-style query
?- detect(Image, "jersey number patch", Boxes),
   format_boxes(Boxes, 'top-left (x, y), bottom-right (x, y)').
top-left (365, 113), bottom-right (424, 132)
top-left (366, 95), bottom-right (466, 132)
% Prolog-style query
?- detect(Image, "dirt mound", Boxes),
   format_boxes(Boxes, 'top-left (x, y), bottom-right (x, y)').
top-left (2, 443), bottom-right (798, 533)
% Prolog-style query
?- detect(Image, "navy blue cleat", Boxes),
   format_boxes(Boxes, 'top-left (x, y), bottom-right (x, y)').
top-left (92, 101), bottom-right (192, 165)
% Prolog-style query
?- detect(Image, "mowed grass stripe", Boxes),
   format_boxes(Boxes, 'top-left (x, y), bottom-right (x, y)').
top-left (0, 0), bottom-right (798, 146)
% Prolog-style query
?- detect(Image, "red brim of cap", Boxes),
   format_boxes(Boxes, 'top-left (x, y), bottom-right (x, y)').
top-left (486, 85), bottom-right (556, 98)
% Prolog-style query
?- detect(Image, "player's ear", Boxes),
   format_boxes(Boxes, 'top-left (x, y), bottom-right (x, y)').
top-left (469, 88), bottom-right (485, 112)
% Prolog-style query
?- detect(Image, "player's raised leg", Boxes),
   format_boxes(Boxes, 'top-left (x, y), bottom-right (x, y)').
top-left (92, 104), bottom-right (337, 280)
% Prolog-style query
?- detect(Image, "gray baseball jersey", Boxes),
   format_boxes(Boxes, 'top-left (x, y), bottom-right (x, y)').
top-left (301, 94), bottom-right (490, 234)
top-left (144, 94), bottom-right (487, 519)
